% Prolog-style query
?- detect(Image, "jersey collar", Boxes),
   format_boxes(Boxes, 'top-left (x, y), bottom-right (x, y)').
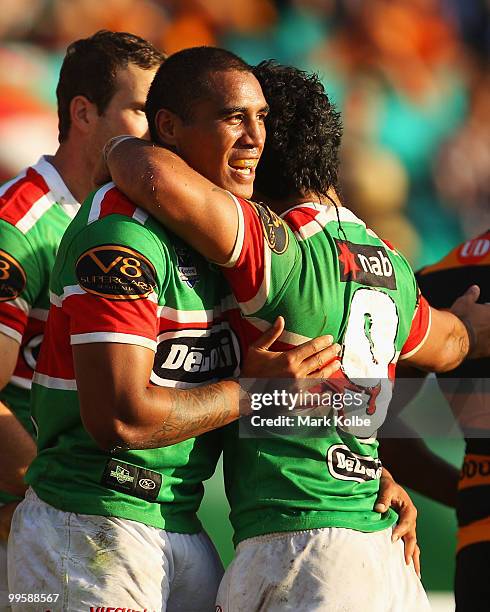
top-left (31, 155), bottom-right (80, 219)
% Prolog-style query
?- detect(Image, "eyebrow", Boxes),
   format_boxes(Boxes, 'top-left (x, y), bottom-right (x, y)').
top-left (218, 104), bottom-right (270, 118)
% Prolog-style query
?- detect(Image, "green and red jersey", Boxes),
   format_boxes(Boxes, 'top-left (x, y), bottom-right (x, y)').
top-left (416, 230), bottom-right (490, 547)
top-left (0, 157), bottom-right (80, 503)
top-left (221, 197), bottom-right (431, 545)
top-left (26, 183), bottom-right (239, 533)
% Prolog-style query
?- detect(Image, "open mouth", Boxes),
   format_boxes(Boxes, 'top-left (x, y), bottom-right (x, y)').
top-left (228, 159), bottom-right (259, 176)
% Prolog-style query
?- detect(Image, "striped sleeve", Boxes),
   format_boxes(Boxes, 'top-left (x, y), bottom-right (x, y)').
top-left (399, 293), bottom-right (432, 360)
top-left (58, 197), bottom-right (167, 351)
top-left (0, 219), bottom-right (43, 343)
top-left (220, 196), bottom-right (298, 316)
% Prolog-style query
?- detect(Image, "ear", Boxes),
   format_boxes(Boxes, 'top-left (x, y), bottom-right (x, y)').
top-left (70, 95), bottom-right (98, 135)
top-left (154, 108), bottom-right (183, 147)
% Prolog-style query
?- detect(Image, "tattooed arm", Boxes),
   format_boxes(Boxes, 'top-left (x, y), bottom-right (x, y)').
top-left (73, 320), bottom-right (340, 451)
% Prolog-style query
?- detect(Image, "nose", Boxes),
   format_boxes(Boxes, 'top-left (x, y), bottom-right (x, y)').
top-left (240, 117), bottom-right (265, 150)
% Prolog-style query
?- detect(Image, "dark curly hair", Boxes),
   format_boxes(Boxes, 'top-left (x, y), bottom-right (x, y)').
top-left (253, 61), bottom-right (342, 200)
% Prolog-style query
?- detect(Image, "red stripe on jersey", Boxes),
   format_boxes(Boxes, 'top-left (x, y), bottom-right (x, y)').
top-left (64, 292), bottom-right (158, 341)
top-left (222, 198), bottom-right (266, 304)
top-left (283, 206), bottom-right (321, 232)
top-left (158, 314), bottom-right (227, 334)
top-left (35, 307), bottom-right (75, 379)
top-left (0, 167), bottom-right (50, 225)
top-left (98, 188), bottom-right (137, 220)
top-left (381, 239), bottom-right (396, 252)
top-left (0, 301), bottom-right (28, 337)
top-left (401, 294), bottom-right (431, 357)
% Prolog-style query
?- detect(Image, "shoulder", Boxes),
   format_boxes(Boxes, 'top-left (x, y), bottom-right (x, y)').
top-left (0, 165), bottom-right (52, 233)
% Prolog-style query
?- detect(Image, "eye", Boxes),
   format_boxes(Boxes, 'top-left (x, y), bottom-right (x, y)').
top-left (227, 114), bottom-right (243, 125)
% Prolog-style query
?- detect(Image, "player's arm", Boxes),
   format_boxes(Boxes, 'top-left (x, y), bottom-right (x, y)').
top-left (400, 286), bottom-right (490, 372)
top-left (99, 137), bottom-right (240, 264)
top-left (0, 221), bottom-right (41, 494)
top-left (74, 325), bottom-right (340, 452)
top-left (0, 333), bottom-right (36, 496)
top-left (379, 365), bottom-right (459, 507)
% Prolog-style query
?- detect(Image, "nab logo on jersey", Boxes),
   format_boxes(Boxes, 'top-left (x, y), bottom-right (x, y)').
top-left (152, 324), bottom-right (240, 385)
top-left (336, 240), bottom-right (397, 290)
top-left (327, 444), bottom-right (382, 483)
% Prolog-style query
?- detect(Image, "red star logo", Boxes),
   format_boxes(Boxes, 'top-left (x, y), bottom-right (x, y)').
top-left (338, 242), bottom-right (360, 279)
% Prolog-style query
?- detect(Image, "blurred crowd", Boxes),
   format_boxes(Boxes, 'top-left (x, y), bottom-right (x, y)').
top-left (0, 0), bottom-right (488, 266)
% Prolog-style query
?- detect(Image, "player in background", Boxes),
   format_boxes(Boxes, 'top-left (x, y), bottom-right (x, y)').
top-left (380, 230), bottom-right (489, 612)
top-left (102, 61), bottom-right (490, 611)
top-left (0, 30), bottom-right (164, 607)
top-left (8, 48), bottom-right (341, 612)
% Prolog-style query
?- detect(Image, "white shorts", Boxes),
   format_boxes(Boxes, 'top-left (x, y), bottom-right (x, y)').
top-left (8, 488), bottom-right (223, 612)
top-left (216, 527), bottom-right (431, 612)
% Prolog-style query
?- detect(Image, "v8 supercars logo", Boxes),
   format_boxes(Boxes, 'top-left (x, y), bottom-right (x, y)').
top-left (151, 323), bottom-right (240, 386)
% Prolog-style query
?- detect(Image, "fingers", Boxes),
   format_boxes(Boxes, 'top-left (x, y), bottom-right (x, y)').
top-left (391, 502), bottom-right (417, 542)
top-left (451, 284), bottom-right (481, 312)
top-left (465, 285), bottom-right (480, 301)
top-left (374, 475), bottom-right (394, 514)
top-left (289, 335), bottom-right (339, 367)
top-left (302, 344), bottom-right (342, 377)
top-left (412, 544), bottom-right (421, 579)
top-left (307, 359), bottom-right (341, 379)
top-left (252, 317), bottom-right (285, 351)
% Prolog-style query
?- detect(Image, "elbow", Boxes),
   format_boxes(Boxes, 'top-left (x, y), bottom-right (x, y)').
top-left (88, 419), bottom-right (138, 453)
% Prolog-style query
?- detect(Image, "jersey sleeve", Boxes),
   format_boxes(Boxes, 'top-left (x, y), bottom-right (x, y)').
top-left (399, 291), bottom-right (431, 360)
top-left (0, 219), bottom-right (44, 343)
top-left (220, 195), bottom-right (299, 316)
top-left (58, 215), bottom-right (168, 352)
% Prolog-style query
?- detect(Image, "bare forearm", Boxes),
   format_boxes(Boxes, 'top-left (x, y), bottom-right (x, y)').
top-left (440, 311), bottom-right (470, 371)
top-left (0, 400), bottom-right (36, 496)
top-left (95, 380), bottom-right (241, 452)
top-left (408, 308), bottom-right (469, 372)
top-left (137, 380), bottom-right (240, 448)
top-left (380, 425), bottom-right (459, 508)
top-left (109, 139), bottom-right (165, 214)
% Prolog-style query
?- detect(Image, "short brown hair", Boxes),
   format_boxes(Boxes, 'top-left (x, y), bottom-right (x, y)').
top-left (57, 30), bottom-right (165, 142)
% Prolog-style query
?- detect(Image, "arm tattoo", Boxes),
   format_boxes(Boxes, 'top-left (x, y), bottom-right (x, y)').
top-left (149, 382), bottom-right (235, 448)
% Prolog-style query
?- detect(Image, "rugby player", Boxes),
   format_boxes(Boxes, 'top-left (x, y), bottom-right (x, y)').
top-left (381, 230), bottom-right (490, 612)
top-left (8, 48), bottom-right (340, 612)
top-left (102, 61), bottom-right (490, 611)
top-left (0, 30), bottom-right (164, 606)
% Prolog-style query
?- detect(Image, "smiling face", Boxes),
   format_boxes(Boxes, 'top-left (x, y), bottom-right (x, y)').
top-left (159, 69), bottom-right (268, 199)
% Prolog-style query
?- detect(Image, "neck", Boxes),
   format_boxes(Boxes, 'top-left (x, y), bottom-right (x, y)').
top-left (256, 187), bottom-right (343, 214)
top-left (50, 139), bottom-right (95, 203)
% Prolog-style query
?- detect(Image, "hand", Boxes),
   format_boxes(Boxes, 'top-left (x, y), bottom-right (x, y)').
top-left (0, 501), bottom-right (19, 541)
top-left (93, 153), bottom-right (112, 187)
top-left (93, 136), bottom-right (136, 187)
top-left (374, 469), bottom-right (420, 578)
top-left (450, 285), bottom-right (490, 359)
top-left (241, 317), bottom-right (341, 379)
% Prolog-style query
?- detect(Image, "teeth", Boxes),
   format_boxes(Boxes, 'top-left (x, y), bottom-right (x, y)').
top-left (230, 159), bottom-right (257, 169)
